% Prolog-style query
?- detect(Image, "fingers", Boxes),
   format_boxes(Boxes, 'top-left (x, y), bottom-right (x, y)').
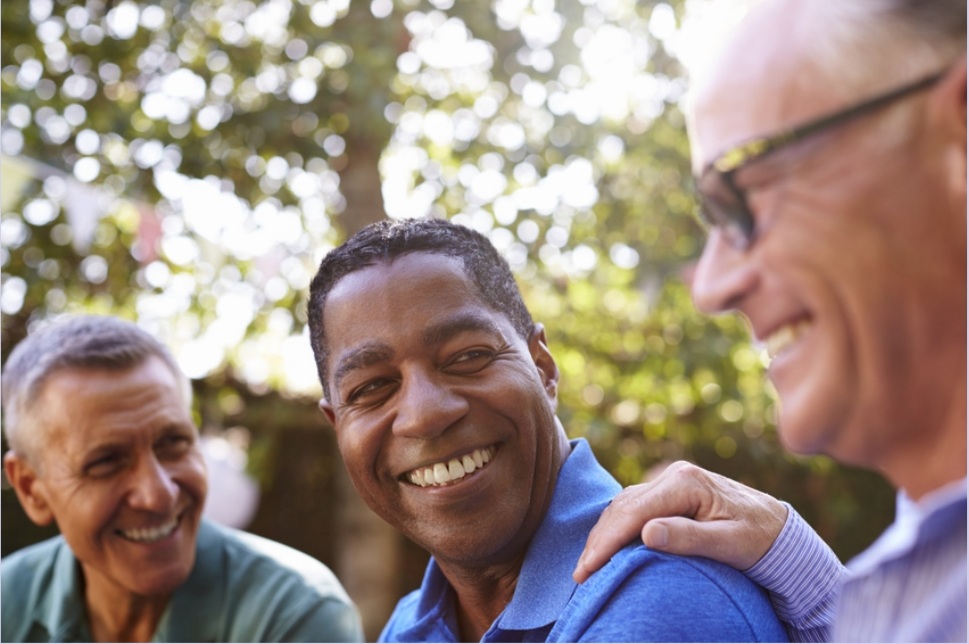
top-left (641, 517), bottom-right (762, 570)
top-left (573, 464), bottom-right (701, 583)
top-left (574, 461), bottom-right (789, 583)
top-left (573, 484), bottom-right (655, 583)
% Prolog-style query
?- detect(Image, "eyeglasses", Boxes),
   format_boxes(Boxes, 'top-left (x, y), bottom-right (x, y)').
top-left (694, 69), bottom-right (948, 250)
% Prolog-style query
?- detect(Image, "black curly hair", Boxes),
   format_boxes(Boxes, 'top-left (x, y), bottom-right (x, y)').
top-left (308, 218), bottom-right (534, 399)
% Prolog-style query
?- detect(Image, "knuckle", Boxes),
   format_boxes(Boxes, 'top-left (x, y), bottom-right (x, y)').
top-left (611, 485), bottom-right (643, 511)
top-left (667, 460), bottom-right (699, 481)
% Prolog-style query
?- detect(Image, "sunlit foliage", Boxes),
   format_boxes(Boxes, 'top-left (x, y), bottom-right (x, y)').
top-left (2, 0), bottom-right (893, 568)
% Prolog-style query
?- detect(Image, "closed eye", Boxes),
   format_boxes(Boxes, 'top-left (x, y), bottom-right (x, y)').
top-left (156, 433), bottom-right (193, 460)
top-left (84, 453), bottom-right (125, 478)
top-left (446, 348), bottom-right (496, 374)
top-left (345, 378), bottom-right (397, 406)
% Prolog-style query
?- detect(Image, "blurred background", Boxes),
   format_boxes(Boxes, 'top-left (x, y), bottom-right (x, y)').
top-left (1, 0), bottom-right (894, 639)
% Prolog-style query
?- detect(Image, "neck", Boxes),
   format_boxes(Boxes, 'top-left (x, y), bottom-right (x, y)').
top-left (83, 574), bottom-right (170, 642)
top-left (884, 362), bottom-right (967, 501)
top-left (441, 557), bottom-right (523, 642)
top-left (438, 427), bottom-right (573, 641)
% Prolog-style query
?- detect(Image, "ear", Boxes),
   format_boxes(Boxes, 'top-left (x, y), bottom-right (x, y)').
top-left (528, 323), bottom-right (560, 406)
top-left (940, 54), bottom-right (967, 134)
top-left (318, 397), bottom-right (337, 427)
top-left (3, 451), bottom-right (55, 527)
top-left (930, 54), bottom-right (967, 195)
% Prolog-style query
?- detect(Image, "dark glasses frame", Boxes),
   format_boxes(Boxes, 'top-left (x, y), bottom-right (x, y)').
top-left (695, 68), bottom-right (949, 250)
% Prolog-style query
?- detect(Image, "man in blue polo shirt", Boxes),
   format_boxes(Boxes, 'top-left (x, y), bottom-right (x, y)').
top-left (307, 218), bottom-right (787, 642)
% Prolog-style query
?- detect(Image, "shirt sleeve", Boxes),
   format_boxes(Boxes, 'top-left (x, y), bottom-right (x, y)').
top-left (744, 502), bottom-right (848, 643)
top-left (550, 547), bottom-right (789, 642)
top-left (276, 595), bottom-right (366, 643)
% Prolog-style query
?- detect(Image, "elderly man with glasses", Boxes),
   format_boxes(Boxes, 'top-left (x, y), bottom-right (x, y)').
top-left (573, 0), bottom-right (967, 642)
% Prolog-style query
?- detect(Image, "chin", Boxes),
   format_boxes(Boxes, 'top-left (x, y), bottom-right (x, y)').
top-left (775, 407), bottom-right (830, 458)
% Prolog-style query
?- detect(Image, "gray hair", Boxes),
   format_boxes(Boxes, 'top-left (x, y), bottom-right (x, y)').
top-left (683, 0), bottom-right (965, 151)
top-left (686, 0), bottom-right (965, 87)
top-left (2, 315), bottom-right (192, 464)
top-left (795, 0), bottom-right (966, 149)
top-left (817, 0), bottom-right (966, 95)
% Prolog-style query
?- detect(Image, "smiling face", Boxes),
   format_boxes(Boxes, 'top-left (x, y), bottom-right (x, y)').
top-left (5, 356), bottom-right (208, 602)
top-left (687, 1), bottom-right (967, 486)
top-left (318, 253), bottom-right (569, 570)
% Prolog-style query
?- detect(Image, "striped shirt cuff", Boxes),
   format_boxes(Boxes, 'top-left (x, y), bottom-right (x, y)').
top-left (744, 502), bottom-right (847, 643)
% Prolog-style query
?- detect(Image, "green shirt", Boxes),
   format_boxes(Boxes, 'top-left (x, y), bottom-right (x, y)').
top-left (1, 520), bottom-right (363, 642)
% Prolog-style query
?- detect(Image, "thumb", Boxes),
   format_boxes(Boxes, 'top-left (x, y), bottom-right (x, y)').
top-left (642, 518), bottom-right (758, 570)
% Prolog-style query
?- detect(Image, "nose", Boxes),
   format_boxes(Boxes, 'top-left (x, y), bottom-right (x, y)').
top-left (392, 368), bottom-right (469, 440)
top-left (127, 455), bottom-right (179, 512)
top-left (691, 230), bottom-right (758, 314)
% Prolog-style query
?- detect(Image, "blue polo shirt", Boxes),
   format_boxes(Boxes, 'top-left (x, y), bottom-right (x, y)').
top-left (381, 439), bottom-right (788, 642)
top-left (1, 519), bottom-right (363, 642)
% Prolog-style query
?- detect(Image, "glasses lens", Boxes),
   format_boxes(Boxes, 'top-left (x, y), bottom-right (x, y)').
top-left (695, 168), bottom-right (754, 249)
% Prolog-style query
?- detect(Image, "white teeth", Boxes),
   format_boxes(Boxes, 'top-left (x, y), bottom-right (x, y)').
top-left (120, 518), bottom-right (177, 543)
top-left (448, 459), bottom-right (464, 479)
top-left (407, 447), bottom-right (495, 488)
top-left (433, 463), bottom-right (449, 484)
top-left (766, 320), bottom-right (811, 358)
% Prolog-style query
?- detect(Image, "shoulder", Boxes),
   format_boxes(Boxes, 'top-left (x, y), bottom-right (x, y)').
top-left (379, 590), bottom-right (424, 641)
top-left (378, 564), bottom-right (459, 643)
top-left (201, 522), bottom-right (363, 642)
top-left (2, 536), bottom-right (66, 592)
top-left (215, 522), bottom-right (350, 598)
top-left (2, 537), bottom-right (73, 641)
top-left (553, 544), bottom-right (788, 643)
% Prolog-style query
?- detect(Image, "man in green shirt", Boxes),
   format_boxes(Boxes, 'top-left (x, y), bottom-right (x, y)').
top-left (1, 315), bottom-right (363, 643)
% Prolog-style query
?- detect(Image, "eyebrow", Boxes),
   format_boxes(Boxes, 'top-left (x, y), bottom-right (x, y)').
top-left (333, 343), bottom-right (394, 393)
top-left (331, 312), bottom-right (504, 393)
top-left (420, 311), bottom-right (503, 347)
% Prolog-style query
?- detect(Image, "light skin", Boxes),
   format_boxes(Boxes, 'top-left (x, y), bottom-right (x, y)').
top-left (4, 356), bottom-right (208, 642)
top-left (317, 252), bottom-right (570, 642)
top-left (574, 0), bottom-right (967, 582)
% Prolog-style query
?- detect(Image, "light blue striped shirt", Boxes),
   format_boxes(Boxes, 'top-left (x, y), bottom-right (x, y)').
top-left (746, 479), bottom-right (967, 642)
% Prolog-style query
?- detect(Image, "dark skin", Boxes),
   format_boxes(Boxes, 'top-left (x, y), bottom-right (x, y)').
top-left (318, 253), bottom-right (570, 641)
top-left (451, 556), bottom-right (524, 639)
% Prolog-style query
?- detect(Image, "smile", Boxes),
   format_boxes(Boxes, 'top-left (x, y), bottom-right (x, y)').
top-left (765, 319), bottom-right (811, 358)
top-left (405, 446), bottom-right (495, 488)
top-left (118, 516), bottom-right (180, 543)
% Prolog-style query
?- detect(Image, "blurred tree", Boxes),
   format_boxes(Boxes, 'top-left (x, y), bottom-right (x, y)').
top-left (1, 0), bottom-right (894, 637)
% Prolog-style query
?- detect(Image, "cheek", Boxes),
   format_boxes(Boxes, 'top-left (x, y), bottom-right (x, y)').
top-left (55, 487), bottom-right (119, 539)
top-left (177, 452), bottom-right (209, 486)
top-left (336, 423), bottom-right (385, 488)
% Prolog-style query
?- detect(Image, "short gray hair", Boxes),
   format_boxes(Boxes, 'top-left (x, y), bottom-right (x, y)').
top-left (683, 0), bottom-right (965, 152)
top-left (2, 315), bottom-right (192, 464)
top-left (817, 0), bottom-right (966, 96)
top-left (685, 0), bottom-right (965, 90)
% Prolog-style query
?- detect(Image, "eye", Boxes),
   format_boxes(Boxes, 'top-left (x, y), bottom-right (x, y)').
top-left (446, 348), bottom-right (496, 374)
top-left (156, 433), bottom-right (193, 460)
top-left (84, 452), bottom-right (124, 478)
top-left (346, 378), bottom-right (396, 406)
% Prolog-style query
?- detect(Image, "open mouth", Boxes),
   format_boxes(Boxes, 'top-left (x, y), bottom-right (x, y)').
top-left (117, 514), bottom-right (181, 543)
top-left (405, 446), bottom-right (496, 488)
top-left (765, 319), bottom-right (811, 358)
